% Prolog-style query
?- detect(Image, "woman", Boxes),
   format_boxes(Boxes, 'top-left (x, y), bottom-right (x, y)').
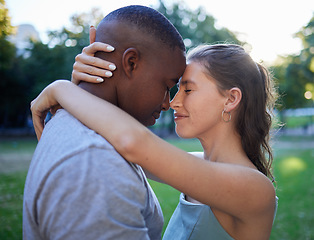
top-left (31, 43), bottom-right (278, 239)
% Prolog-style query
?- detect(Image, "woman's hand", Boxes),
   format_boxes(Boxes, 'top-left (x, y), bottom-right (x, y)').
top-left (71, 26), bottom-right (117, 84)
top-left (30, 81), bottom-right (67, 140)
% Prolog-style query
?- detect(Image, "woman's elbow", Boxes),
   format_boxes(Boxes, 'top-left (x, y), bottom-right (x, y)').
top-left (113, 128), bottom-right (148, 163)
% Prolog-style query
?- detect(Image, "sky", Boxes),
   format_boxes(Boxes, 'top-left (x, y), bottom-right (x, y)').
top-left (6, 0), bottom-right (314, 64)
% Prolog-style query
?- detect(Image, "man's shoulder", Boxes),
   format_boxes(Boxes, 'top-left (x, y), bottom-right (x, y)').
top-left (33, 109), bottom-right (145, 179)
top-left (46, 109), bottom-right (106, 139)
top-left (31, 109), bottom-right (130, 178)
top-left (28, 122), bottom-right (147, 201)
top-left (39, 109), bottom-right (113, 152)
top-left (57, 148), bottom-right (145, 184)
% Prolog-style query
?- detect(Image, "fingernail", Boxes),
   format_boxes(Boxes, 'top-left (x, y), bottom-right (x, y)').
top-left (96, 78), bottom-right (104, 82)
top-left (109, 64), bottom-right (116, 70)
top-left (90, 25), bottom-right (94, 28)
top-left (105, 71), bottom-right (113, 77)
top-left (107, 45), bottom-right (115, 51)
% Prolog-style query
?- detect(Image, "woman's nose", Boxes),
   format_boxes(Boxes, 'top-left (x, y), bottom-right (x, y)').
top-left (170, 92), bottom-right (181, 110)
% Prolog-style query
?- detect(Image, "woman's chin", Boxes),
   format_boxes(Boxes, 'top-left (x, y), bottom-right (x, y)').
top-left (175, 129), bottom-right (194, 139)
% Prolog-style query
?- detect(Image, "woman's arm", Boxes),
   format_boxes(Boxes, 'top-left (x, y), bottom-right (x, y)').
top-left (31, 80), bottom-right (275, 220)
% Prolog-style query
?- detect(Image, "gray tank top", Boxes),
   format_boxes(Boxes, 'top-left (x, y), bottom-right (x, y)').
top-left (163, 193), bottom-right (278, 240)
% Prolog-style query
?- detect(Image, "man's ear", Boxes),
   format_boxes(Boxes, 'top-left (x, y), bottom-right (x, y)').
top-left (224, 87), bottom-right (242, 112)
top-left (122, 48), bottom-right (140, 78)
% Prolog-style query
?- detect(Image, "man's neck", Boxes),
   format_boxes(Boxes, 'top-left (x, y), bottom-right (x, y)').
top-left (78, 82), bottom-right (118, 106)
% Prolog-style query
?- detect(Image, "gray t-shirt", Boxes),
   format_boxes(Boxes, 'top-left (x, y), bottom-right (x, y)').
top-left (23, 110), bottom-right (163, 240)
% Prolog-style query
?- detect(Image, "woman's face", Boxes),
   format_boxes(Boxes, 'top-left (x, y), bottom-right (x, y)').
top-left (170, 62), bottom-right (227, 139)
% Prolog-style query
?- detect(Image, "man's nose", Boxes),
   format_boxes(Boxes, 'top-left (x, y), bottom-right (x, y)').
top-left (161, 91), bottom-right (170, 111)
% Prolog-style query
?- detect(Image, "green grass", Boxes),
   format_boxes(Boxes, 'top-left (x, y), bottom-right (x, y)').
top-left (0, 138), bottom-right (37, 154)
top-left (166, 137), bottom-right (203, 152)
top-left (148, 180), bottom-right (180, 235)
top-left (0, 136), bottom-right (313, 239)
top-left (283, 115), bottom-right (313, 128)
top-left (270, 147), bottom-right (314, 240)
top-left (0, 172), bottom-right (27, 239)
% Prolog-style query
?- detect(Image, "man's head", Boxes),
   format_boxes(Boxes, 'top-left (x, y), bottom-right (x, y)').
top-left (79, 5), bottom-right (186, 126)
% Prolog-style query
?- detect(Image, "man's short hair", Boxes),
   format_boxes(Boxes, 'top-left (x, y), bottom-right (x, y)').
top-left (103, 5), bottom-right (185, 52)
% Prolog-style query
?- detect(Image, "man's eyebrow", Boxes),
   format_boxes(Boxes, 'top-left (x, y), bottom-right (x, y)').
top-left (171, 78), bottom-right (180, 85)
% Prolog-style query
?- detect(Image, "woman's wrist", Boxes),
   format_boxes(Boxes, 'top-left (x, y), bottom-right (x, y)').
top-left (49, 80), bottom-right (71, 108)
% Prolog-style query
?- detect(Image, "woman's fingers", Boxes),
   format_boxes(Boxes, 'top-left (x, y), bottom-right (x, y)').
top-left (71, 42), bottom-right (116, 84)
top-left (30, 100), bottom-right (46, 141)
top-left (72, 71), bottom-right (106, 84)
top-left (82, 42), bottom-right (115, 55)
top-left (89, 26), bottom-right (96, 44)
top-left (74, 52), bottom-right (116, 71)
top-left (72, 61), bottom-right (115, 84)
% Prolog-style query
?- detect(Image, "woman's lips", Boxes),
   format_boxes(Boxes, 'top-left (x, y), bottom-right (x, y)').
top-left (174, 113), bottom-right (188, 121)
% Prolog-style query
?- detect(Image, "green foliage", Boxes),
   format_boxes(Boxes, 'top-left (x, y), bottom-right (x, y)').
top-left (0, 0), bottom-right (15, 37)
top-left (156, 0), bottom-right (242, 51)
top-left (0, 8), bottom-right (103, 128)
top-left (273, 13), bottom-right (314, 109)
top-left (0, 0), bottom-right (23, 127)
top-left (47, 7), bottom-right (103, 48)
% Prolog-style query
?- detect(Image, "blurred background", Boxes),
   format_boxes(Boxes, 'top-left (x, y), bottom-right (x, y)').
top-left (0, 0), bottom-right (313, 239)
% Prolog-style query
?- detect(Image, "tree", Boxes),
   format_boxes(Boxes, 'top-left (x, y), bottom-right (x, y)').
top-left (157, 0), bottom-right (241, 50)
top-left (0, 0), bottom-right (24, 128)
top-left (47, 8), bottom-right (103, 48)
top-left (273, 13), bottom-right (314, 109)
top-left (0, 0), bottom-right (14, 37)
top-left (0, 7), bottom-right (103, 128)
top-left (25, 8), bottom-right (104, 97)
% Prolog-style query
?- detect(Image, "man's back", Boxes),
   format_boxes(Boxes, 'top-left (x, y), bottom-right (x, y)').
top-left (23, 110), bottom-right (163, 239)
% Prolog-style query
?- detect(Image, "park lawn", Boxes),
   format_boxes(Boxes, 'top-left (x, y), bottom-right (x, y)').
top-left (284, 115), bottom-right (313, 128)
top-left (0, 171), bottom-right (27, 239)
top-left (270, 142), bottom-right (314, 239)
top-left (0, 136), bottom-right (313, 239)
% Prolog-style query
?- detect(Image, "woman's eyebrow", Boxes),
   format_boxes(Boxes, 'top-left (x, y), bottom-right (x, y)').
top-left (178, 79), bottom-right (195, 87)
